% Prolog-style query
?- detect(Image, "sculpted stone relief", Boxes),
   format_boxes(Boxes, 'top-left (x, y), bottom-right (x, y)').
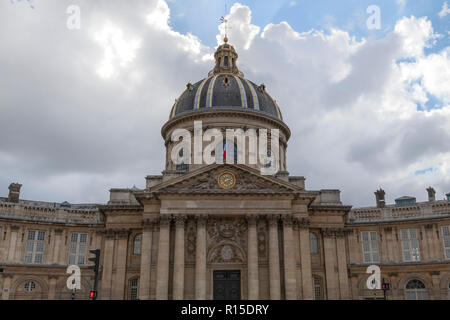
top-left (206, 217), bottom-right (247, 263)
top-left (186, 219), bottom-right (197, 261)
top-left (161, 167), bottom-right (291, 192)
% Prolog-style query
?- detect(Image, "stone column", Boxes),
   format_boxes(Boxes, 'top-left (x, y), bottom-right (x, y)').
top-left (100, 230), bottom-right (115, 300)
top-left (430, 271), bottom-right (441, 299)
top-left (139, 218), bottom-right (155, 300)
top-left (156, 215), bottom-right (171, 300)
top-left (297, 218), bottom-right (313, 300)
top-left (246, 215), bottom-right (259, 300)
top-left (385, 227), bottom-right (394, 262)
top-left (421, 225), bottom-right (430, 261)
top-left (431, 224), bottom-right (443, 260)
top-left (282, 215), bottom-right (297, 300)
top-left (1, 274), bottom-right (13, 300)
top-left (195, 215), bottom-right (207, 300)
top-left (323, 229), bottom-right (338, 300)
top-left (112, 229), bottom-right (129, 300)
top-left (268, 215), bottom-right (281, 300)
top-left (7, 226), bottom-right (19, 262)
top-left (336, 229), bottom-right (350, 299)
top-left (173, 215), bottom-right (186, 300)
top-left (52, 229), bottom-right (63, 264)
top-left (48, 275), bottom-right (58, 300)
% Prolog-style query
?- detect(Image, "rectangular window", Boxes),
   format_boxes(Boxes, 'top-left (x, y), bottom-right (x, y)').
top-left (24, 230), bottom-right (45, 264)
top-left (130, 278), bottom-right (139, 300)
top-left (442, 226), bottom-right (450, 259)
top-left (401, 229), bottom-right (420, 262)
top-left (361, 231), bottom-right (379, 263)
top-left (68, 232), bottom-right (88, 265)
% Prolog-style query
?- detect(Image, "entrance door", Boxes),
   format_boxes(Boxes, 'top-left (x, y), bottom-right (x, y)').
top-left (213, 270), bottom-right (241, 300)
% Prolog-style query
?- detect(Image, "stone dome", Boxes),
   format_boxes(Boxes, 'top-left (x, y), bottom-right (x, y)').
top-left (169, 39), bottom-right (283, 121)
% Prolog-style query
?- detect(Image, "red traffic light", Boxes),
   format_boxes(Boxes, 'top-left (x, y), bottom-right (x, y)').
top-left (89, 291), bottom-right (97, 299)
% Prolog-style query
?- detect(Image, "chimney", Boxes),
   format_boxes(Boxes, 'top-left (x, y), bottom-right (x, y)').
top-left (8, 183), bottom-right (22, 203)
top-left (426, 186), bottom-right (436, 202)
top-left (374, 188), bottom-right (386, 208)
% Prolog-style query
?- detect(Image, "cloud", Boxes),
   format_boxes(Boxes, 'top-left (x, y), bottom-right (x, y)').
top-left (0, 1), bottom-right (449, 207)
top-left (439, 1), bottom-right (450, 18)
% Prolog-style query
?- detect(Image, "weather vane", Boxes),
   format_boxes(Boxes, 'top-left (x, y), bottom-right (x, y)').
top-left (220, 0), bottom-right (231, 43)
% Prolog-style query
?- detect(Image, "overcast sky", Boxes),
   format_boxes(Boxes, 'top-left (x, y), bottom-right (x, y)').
top-left (0, 0), bottom-right (449, 207)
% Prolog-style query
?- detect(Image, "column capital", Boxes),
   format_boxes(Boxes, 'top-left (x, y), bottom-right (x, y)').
top-left (143, 217), bottom-right (157, 231)
top-left (245, 214), bottom-right (258, 226)
top-left (159, 215), bottom-right (172, 227)
top-left (267, 214), bottom-right (280, 226)
top-left (116, 228), bottom-right (130, 239)
top-left (174, 215), bottom-right (187, 227)
top-left (281, 215), bottom-right (293, 227)
top-left (294, 217), bottom-right (310, 229)
top-left (195, 214), bottom-right (208, 226)
top-left (105, 229), bottom-right (116, 239)
top-left (321, 227), bottom-right (345, 238)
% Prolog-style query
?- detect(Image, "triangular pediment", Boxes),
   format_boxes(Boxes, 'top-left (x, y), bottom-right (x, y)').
top-left (151, 164), bottom-right (301, 194)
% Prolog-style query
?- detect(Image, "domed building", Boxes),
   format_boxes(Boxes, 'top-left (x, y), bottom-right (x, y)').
top-left (0, 40), bottom-right (450, 300)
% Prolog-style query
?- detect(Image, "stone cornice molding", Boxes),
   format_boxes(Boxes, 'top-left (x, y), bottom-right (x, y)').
top-left (161, 108), bottom-right (291, 142)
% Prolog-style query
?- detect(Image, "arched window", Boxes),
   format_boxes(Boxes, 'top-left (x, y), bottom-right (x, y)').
top-left (310, 233), bottom-right (318, 254)
top-left (24, 281), bottom-right (36, 293)
top-left (133, 234), bottom-right (142, 255)
top-left (405, 279), bottom-right (428, 300)
top-left (312, 276), bottom-right (323, 300)
top-left (129, 278), bottom-right (139, 300)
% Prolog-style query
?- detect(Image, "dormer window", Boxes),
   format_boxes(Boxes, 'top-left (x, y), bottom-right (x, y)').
top-left (224, 56), bottom-right (229, 68)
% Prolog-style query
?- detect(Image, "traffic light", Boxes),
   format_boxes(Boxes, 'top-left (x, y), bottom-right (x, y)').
top-left (88, 249), bottom-right (100, 300)
top-left (381, 282), bottom-right (390, 291)
top-left (88, 249), bottom-right (100, 273)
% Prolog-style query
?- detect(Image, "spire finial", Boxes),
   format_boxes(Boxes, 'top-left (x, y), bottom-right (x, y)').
top-left (220, 0), bottom-right (231, 44)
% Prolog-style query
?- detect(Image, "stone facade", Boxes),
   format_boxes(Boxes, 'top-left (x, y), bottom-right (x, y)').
top-left (1, 40), bottom-right (449, 301)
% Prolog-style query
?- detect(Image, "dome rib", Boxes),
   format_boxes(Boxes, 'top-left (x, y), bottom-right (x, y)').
top-left (169, 39), bottom-right (283, 121)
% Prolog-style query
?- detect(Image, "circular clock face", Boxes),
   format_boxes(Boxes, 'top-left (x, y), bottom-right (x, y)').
top-left (218, 172), bottom-right (236, 189)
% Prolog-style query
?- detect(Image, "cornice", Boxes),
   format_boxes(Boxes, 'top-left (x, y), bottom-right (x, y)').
top-left (161, 108), bottom-right (291, 141)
